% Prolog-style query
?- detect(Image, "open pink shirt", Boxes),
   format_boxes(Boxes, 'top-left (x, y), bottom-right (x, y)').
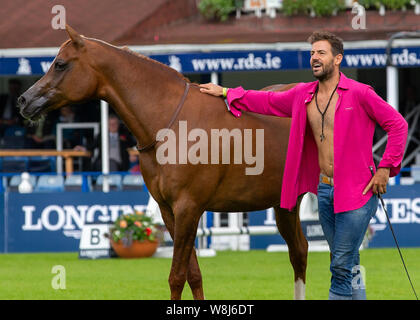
top-left (227, 72), bottom-right (408, 213)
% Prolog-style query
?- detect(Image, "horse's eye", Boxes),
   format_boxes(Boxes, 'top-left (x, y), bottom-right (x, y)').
top-left (55, 61), bottom-right (67, 71)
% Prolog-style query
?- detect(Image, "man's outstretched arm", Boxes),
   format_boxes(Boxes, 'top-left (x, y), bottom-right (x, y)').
top-left (199, 83), bottom-right (298, 118)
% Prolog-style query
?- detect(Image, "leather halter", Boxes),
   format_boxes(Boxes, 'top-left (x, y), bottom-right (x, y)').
top-left (136, 82), bottom-right (190, 152)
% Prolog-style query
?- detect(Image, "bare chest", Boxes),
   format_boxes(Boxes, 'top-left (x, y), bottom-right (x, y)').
top-left (306, 92), bottom-right (339, 139)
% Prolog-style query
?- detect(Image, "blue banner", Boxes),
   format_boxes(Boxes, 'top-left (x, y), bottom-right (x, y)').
top-left (368, 185), bottom-right (420, 248)
top-left (0, 57), bottom-right (53, 76)
top-left (2, 46), bottom-right (420, 75)
top-left (153, 50), bottom-right (301, 73)
top-left (0, 185), bottom-right (419, 253)
top-left (2, 191), bottom-right (150, 253)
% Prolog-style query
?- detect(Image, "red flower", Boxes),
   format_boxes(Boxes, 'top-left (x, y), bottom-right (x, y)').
top-left (146, 227), bottom-right (152, 236)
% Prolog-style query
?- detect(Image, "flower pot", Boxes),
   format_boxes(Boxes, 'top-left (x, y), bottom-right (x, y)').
top-left (111, 239), bottom-right (159, 258)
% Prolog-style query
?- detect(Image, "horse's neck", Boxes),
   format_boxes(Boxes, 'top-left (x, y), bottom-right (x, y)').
top-left (97, 46), bottom-right (186, 148)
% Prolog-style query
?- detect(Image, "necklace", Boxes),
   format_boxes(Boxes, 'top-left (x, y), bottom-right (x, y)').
top-left (314, 83), bottom-right (338, 142)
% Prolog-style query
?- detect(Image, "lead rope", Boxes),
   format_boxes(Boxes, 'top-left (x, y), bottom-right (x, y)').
top-left (137, 82), bottom-right (190, 152)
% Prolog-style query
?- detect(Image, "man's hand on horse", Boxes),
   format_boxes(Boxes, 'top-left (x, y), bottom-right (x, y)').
top-left (199, 83), bottom-right (223, 97)
top-left (362, 167), bottom-right (390, 195)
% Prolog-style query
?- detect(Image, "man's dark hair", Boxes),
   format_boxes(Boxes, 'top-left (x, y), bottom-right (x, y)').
top-left (307, 31), bottom-right (344, 57)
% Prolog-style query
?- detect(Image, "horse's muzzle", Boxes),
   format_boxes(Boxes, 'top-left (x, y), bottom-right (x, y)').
top-left (17, 92), bottom-right (48, 120)
top-left (17, 95), bottom-right (26, 109)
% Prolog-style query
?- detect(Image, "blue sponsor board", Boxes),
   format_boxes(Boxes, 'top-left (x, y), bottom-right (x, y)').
top-left (0, 185), bottom-right (419, 253)
top-left (154, 50), bottom-right (301, 73)
top-left (368, 185), bottom-right (420, 248)
top-left (1, 191), bottom-right (150, 253)
top-left (0, 57), bottom-right (53, 76)
top-left (1, 46), bottom-right (420, 76)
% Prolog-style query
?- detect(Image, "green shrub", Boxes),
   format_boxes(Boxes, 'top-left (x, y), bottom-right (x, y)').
top-left (198, 0), bottom-right (235, 22)
top-left (282, 0), bottom-right (311, 16)
top-left (283, 0), bottom-right (345, 17)
top-left (357, 0), bottom-right (381, 9)
top-left (234, 0), bottom-right (244, 8)
top-left (311, 0), bottom-right (345, 16)
top-left (382, 0), bottom-right (411, 10)
top-left (358, 0), bottom-right (411, 9)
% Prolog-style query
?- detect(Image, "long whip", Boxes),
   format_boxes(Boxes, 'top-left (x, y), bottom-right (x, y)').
top-left (370, 166), bottom-right (418, 300)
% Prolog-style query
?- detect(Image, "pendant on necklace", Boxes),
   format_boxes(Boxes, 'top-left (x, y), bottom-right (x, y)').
top-left (320, 133), bottom-right (325, 142)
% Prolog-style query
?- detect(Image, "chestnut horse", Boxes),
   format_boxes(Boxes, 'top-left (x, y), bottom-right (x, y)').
top-left (18, 26), bottom-right (308, 300)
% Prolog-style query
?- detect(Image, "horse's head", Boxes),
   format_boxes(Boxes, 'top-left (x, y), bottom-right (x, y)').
top-left (18, 25), bottom-right (99, 121)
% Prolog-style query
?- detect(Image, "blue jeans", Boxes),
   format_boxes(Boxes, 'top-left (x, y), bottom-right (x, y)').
top-left (317, 181), bottom-right (378, 300)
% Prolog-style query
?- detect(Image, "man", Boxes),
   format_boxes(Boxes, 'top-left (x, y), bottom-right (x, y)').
top-left (75, 114), bottom-right (136, 171)
top-left (199, 31), bottom-right (408, 300)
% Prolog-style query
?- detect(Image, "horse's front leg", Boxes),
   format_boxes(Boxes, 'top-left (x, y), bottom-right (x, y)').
top-left (158, 201), bottom-right (204, 300)
top-left (168, 201), bottom-right (202, 300)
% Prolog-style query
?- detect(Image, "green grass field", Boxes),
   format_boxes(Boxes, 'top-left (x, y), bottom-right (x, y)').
top-left (0, 248), bottom-right (419, 300)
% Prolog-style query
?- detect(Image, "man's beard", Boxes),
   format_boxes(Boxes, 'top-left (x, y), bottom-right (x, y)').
top-left (312, 61), bottom-right (335, 82)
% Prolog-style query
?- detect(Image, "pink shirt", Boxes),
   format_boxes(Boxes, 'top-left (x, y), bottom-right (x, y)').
top-left (227, 72), bottom-right (408, 213)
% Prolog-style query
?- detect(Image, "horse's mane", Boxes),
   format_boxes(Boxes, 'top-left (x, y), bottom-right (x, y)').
top-left (87, 37), bottom-right (190, 84)
top-left (120, 46), bottom-right (191, 82)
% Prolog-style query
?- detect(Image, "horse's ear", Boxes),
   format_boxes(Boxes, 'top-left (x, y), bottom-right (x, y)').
top-left (65, 24), bottom-right (84, 48)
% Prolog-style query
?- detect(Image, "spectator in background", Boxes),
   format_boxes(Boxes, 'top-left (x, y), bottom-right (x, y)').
top-left (75, 114), bottom-right (136, 171)
top-left (57, 105), bottom-right (84, 148)
top-left (0, 78), bottom-right (23, 136)
top-left (129, 151), bottom-right (141, 174)
top-left (24, 112), bottom-right (57, 149)
top-left (25, 105), bottom-right (81, 149)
